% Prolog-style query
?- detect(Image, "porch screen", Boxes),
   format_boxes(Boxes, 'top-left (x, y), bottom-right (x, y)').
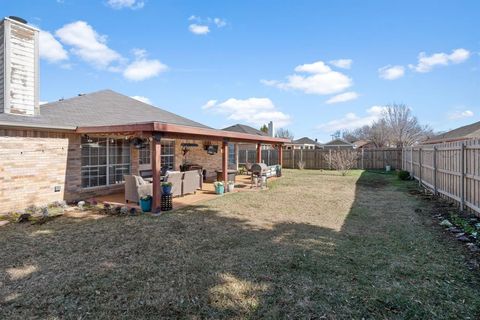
top-left (81, 137), bottom-right (131, 188)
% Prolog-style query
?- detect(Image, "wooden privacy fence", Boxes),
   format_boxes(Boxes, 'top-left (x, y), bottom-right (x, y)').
top-left (403, 139), bottom-right (480, 215)
top-left (238, 148), bottom-right (402, 170)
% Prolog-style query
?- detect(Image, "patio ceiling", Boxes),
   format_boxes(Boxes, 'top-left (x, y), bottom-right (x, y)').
top-left (76, 121), bottom-right (290, 144)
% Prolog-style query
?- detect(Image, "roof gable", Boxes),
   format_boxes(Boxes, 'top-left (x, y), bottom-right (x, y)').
top-left (324, 138), bottom-right (353, 146)
top-left (292, 137), bottom-right (317, 145)
top-left (429, 120), bottom-right (480, 142)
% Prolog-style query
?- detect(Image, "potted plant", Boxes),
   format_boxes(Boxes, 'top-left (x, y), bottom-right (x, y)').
top-left (214, 181), bottom-right (225, 195)
top-left (227, 181), bottom-right (235, 192)
top-left (162, 182), bottom-right (173, 194)
top-left (139, 195), bottom-right (152, 212)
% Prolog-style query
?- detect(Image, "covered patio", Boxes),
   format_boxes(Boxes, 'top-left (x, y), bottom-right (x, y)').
top-left (77, 122), bottom-right (288, 212)
top-left (95, 174), bottom-right (279, 211)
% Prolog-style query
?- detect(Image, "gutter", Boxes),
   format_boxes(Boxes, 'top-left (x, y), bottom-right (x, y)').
top-left (0, 121), bottom-right (77, 131)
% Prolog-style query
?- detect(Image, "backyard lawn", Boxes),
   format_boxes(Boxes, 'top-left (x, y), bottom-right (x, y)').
top-left (1, 170), bottom-right (480, 319)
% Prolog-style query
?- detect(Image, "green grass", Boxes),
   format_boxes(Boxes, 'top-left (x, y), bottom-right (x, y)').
top-left (1, 170), bottom-right (480, 319)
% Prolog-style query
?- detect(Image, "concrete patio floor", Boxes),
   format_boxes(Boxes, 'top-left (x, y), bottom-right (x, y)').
top-left (96, 175), bottom-right (278, 211)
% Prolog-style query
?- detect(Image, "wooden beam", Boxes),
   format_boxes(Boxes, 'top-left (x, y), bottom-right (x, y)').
top-left (222, 141), bottom-right (228, 190)
top-left (256, 143), bottom-right (262, 163)
top-left (76, 123), bottom-right (154, 134)
top-left (152, 139), bottom-right (162, 213)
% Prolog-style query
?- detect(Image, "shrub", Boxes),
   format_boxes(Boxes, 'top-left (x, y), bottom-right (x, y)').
top-left (397, 170), bottom-right (410, 180)
top-left (324, 150), bottom-right (359, 176)
top-left (297, 160), bottom-right (306, 170)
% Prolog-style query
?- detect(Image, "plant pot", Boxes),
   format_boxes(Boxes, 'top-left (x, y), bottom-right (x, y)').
top-left (139, 198), bottom-right (152, 212)
top-left (215, 185), bottom-right (225, 195)
top-left (227, 183), bottom-right (235, 192)
top-left (385, 165), bottom-right (391, 172)
top-left (162, 185), bottom-right (172, 194)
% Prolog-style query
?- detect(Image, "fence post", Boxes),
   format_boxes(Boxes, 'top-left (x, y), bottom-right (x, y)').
top-left (292, 149), bottom-right (295, 169)
top-left (433, 146), bottom-right (437, 196)
top-left (418, 147), bottom-right (422, 187)
top-left (410, 147), bottom-right (413, 173)
top-left (460, 142), bottom-right (465, 212)
top-left (361, 148), bottom-right (365, 170)
top-left (328, 149), bottom-right (332, 169)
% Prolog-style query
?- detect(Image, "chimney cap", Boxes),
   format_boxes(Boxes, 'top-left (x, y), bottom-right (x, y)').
top-left (8, 16), bottom-right (28, 24)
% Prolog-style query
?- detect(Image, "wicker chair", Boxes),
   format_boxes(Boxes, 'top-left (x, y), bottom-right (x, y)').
top-left (182, 170), bottom-right (201, 195)
top-left (124, 175), bottom-right (152, 203)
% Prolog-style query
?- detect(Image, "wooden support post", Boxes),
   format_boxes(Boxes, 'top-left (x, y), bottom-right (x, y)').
top-left (256, 143), bottom-right (262, 163)
top-left (234, 143), bottom-right (239, 171)
top-left (222, 141), bottom-right (229, 190)
top-left (460, 142), bottom-right (465, 211)
top-left (433, 146), bottom-right (438, 196)
top-left (278, 145), bottom-right (283, 166)
top-left (292, 148), bottom-right (294, 169)
top-left (152, 137), bottom-right (162, 213)
top-left (418, 147), bottom-right (422, 187)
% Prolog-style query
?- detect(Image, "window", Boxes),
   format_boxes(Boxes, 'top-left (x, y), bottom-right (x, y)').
top-left (161, 140), bottom-right (176, 170)
top-left (136, 140), bottom-right (176, 170)
top-left (81, 137), bottom-right (131, 188)
top-left (139, 145), bottom-right (150, 165)
top-left (228, 143), bottom-right (236, 166)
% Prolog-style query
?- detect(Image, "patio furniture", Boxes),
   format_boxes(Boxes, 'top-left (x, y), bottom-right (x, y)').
top-left (163, 172), bottom-right (183, 197)
top-left (216, 169), bottom-right (237, 182)
top-left (251, 163), bottom-right (277, 178)
top-left (124, 175), bottom-right (152, 203)
top-left (245, 162), bottom-right (253, 175)
top-left (182, 170), bottom-right (202, 195)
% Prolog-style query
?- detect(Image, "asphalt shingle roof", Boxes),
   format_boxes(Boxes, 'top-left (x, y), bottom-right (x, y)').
top-left (0, 90), bottom-right (210, 130)
top-left (429, 121), bottom-right (480, 142)
top-left (222, 124), bottom-right (268, 136)
top-left (292, 137), bottom-right (318, 145)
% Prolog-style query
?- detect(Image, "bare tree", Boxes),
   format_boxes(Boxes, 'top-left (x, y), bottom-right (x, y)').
top-left (324, 150), bottom-right (359, 176)
top-left (275, 128), bottom-right (294, 140)
top-left (382, 104), bottom-right (432, 147)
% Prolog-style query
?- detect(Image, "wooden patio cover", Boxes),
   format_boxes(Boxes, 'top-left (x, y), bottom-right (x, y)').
top-left (77, 122), bottom-right (289, 212)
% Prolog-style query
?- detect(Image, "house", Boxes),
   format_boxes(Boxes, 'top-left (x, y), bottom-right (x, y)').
top-left (423, 120), bottom-right (480, 144)
top-left (284, 137), bottom-right (321, 150)
top-left (0, 17), bottom-right (288, 213)
top-left (322, 138), bottom-right (355, 149)
top-left (353, 140), bottom-right (376, 149)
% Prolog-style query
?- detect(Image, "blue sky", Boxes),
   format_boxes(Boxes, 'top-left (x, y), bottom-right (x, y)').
top-left (2, 0), bottom-right (479, 141)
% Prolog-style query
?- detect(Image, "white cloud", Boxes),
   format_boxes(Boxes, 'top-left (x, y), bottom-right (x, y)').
top-left (202, 99), bottom-right (218, 109)
top-left (203, 98), bottom-right (291, 127)
top-left (409, 48), bottom-right (470, 73)
top-left (378, 65), bottom-right (405, 80)
top-left (317, 106), bottom-right (386, 132)
top-left (123, 48), bottom-right (168, 81)
top-left (188, 16), bottom-right (226, 34)
top-left (39, 30), bottom-right (68, 63)
top-left (325, 91), bottom-right (359, 104)
top-left (55, 21), bottom-right (123, 69)
top-left (189, 24), bottom-right (210, 35)
top-left (329, 59), bottom-right (353, 69)
top-left (106, 0), bottom-right (144, 9)
top-left (130, 95), bottom-right (152, 104)
top-left (448, 109), bottom-right (474, 120)
top-left (213, 18), bottom-right (227, 28)
top-left (263, 60), bottom-right (353, 95)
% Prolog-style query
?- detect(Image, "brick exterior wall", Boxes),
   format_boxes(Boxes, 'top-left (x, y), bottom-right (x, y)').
top-left (173, 139), bottom-right (222, 180)
top-left (0, 129), bottom-right (225, 213)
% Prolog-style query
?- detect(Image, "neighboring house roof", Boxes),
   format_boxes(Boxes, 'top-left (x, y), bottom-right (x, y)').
top-left (323, 138), bottom-right (354, 147)
top-left (0, 89), bottom-right (210, 130)
top-left (353, 140), bottom-right (372, 148)
top-left (291, 137), bottom-right (317, 145)
top-left (222, 124), bottom-right (268, 136)
top-left (426, 120), bottom-right (480, 143)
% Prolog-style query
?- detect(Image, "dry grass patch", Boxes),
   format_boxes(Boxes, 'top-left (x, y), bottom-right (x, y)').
top-left (1, 170), bottom-right (480, 319)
